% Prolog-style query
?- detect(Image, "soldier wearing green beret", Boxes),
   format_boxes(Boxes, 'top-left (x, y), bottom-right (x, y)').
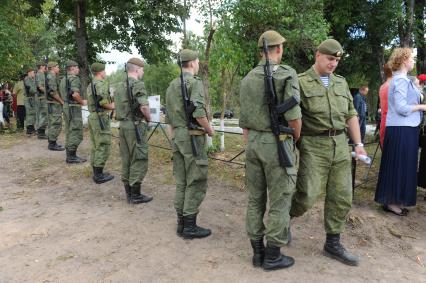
top-left (46, 61), bottom-right (65, 151)
top-left (59, 60), bottom-right (87, 163)
top-left (23, 67), bottom-right (37, 135)
top-left (87, 62), bottom-right (115, 184)
top-left (290, 38), bottom-right (366, 266)
top-left (34, 61), bottom-right (48, 139)
top-left (114, 57), bottom-right (153, 203)
top-left (165, 49), bottom-right (215, 239)
top-left (239, 30), bottom-right (301, 270)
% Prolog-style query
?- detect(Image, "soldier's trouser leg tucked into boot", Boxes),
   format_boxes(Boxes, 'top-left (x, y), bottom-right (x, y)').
top-left (130, 182), bottom-right (153, 204)
top-left (182, 214), bottom-right (211, 239)
top-left (47, 103), bottom-right (63, 148)
top-left (262, 243), bottom-right (294, 271)
top-left (323, 234), bottom-right (359, 266)
top-left (64, 105), bottom-right (84, 163)
top-left (172, 132), bottom-right (209, 230)
top-left (250, 238), bottom-right (265, 267)
top-left (92, 166), bottom-right (114, 184)
top-left (48, 140), bottom-right (65, 151)
top-left (176, 212), bottom-right (184, 236)
top-left (89, 115), bottom-right (113, 184)
top-left (66, 149), bottom-right (86, 164)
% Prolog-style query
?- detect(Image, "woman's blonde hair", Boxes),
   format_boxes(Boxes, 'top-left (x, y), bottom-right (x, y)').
top-left (388, 48), bottom-right (413, 71)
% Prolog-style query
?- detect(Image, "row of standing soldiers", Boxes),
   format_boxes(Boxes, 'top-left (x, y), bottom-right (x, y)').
top-left (17, 30), bottom-right (366, 271)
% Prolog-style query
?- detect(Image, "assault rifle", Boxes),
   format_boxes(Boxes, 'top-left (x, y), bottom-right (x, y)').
top-left (178, 55), bottom-right (199, 157)
top-left (124, 63), bottom-right (142, 144)
top-left (88, 67), bottom-right (105, 130)
top-left (262, 38), bottom-right (299, 168)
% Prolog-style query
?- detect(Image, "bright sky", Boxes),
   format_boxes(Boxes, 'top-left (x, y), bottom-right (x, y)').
top-left (99, 10), bottom-right (203, 75)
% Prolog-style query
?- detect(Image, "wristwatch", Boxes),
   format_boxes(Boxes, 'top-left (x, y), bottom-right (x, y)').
top-left (355, 143), bottom-right (364, 147)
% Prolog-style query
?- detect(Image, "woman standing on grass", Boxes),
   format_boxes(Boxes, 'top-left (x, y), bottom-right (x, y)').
top-left (375, 48), bottom-right (426, 216)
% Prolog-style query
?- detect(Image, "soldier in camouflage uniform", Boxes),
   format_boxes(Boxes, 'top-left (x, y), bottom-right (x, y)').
top-left (166, 49), bottom-right (215, 239)
top-left (46, 61), bottom-right (65, 151)
top-left (23, 67), bottom-right (37, 135)
top-left (87, 62), bottom-right (114, 184)
top-left (35, 62), bottom-right (49, 139)
top-left (59, 60), bottom-right (87, 163)
top-left (239, 31), bottom-right (302, 270)
top-left (290, 39), bottom-right (367, 266)
top-left (114, 58), bottom-right (152, 204)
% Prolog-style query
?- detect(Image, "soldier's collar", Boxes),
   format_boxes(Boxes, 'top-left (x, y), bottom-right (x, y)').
top-left (258, 59), bottom-right (279, 66)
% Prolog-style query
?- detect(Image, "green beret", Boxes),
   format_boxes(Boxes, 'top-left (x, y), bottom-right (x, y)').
top-left (179, 49), bottom-right (199, 62)
top-left (25, 66), bottom-right (34, 73)
top-left (47, 61), bottom-right (58, 68)
top-left (127, 57), bottom-right (144, 67)
top-left (258, 30), bottom-right (286, 48)
top-left (317, 39), bottom-right (344, 57)
top-left (91, 62), bottom-right (105, 73)
top-left (36, 61), bottom-right (47, 67)
top-left (66, 60), bottom-right (79, 67)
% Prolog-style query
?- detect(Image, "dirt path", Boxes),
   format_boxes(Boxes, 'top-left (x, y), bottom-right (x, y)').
top-left (0, 132), bottom-right (425, 283)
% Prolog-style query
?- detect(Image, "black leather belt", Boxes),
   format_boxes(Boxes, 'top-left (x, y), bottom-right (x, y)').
top-left (305, 129), bottom-right (345, 137)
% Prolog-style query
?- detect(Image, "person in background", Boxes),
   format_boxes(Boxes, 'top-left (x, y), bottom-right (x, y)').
top-left (353, 86), bottom-right (369, 143)
top-left (13, 73), bottom-right (27, 132)
top-left (379, 63), bottom-right (393, 148)
top-left (375, 48), bottom-right (426, 215)
top-left (416, 74), bottom-right (426, 193)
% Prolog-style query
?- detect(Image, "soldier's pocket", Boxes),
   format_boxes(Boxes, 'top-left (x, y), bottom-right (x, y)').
top-left (135, 143), bottom-right (148, 160)
top-left (195, 158), bottom-right (209, 181)
top-left (99, 129), bottom-right (112, 146)
top-left (303, 89), bottom-right (326, 114)
top-left (285, 166), bottom-right (298, 186)
top-left (333, 83), bottom-right (351, 114)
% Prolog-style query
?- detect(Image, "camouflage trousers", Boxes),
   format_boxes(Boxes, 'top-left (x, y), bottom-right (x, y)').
top-left (24, 96), bottom-right (36, 127)
top-left (63, 104), bottom-right (83, 151)
top-left (172, 127), bottom-right (208, 216)
top-left (245, 130), bottom-right (297, 247)
top-left (290, 133), bottom-right (352, 234)
top-left (89, 113), bottom-right (111, 168)
top-left (47, 102), bottom-right (63, 142)
top-left (35, 96), bottom-right (48, 130)
top-left (119, 120), bottom-right (148, 186)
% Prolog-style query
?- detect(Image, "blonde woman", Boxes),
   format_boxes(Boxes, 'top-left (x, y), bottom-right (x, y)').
top-left (375, 48), bottom-right (426, 215)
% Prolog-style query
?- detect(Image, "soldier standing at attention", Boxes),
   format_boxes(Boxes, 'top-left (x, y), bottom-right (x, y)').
top-left (114, 58), bottom-right (152, 204)
top-left (166, 49), bottom-right (214, 239)
top-left (46, 61), bottom-right (65, 151)
top-left (87, 62), bottom-right (115, 184)
top-left (35, 62), bottom-right (49, 139)
top-left (59, 60), bottom-right (87, 163)
top-left (23, 67), bottom-right (37, 136)
top-left (239, 31), bottom-right (302, 271)
top-left (290, 39), bottom-right (367, 266)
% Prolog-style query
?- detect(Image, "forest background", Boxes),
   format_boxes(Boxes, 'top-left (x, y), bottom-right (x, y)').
top-left (1, 0), bottom-right (425, 121)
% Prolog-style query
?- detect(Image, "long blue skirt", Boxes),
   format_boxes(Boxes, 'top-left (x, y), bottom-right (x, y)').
top-left (374, 126), bottom-right (419, 206)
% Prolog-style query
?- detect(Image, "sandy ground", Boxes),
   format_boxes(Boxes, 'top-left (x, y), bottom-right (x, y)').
top-left (0, 131), bottom-right (425, 283)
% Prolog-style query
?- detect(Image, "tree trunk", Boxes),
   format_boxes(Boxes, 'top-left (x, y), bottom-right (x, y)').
top-left (398, 0), bottom-right (415, 47)
top-left (414, 0), bottom-right (425, 73)
top-left (75, 0), bottom-right (89, 96)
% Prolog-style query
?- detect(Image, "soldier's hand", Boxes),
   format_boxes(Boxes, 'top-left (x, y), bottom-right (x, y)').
top-left (354, 146), bottom-right (367, 159)
top-left (207, 127), bottom-right (215, 137)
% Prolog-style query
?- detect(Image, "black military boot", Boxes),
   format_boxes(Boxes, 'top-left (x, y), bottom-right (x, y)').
top-left (124, 182), bottom-right (131, 203)
top-left (250, 238), bottom-right (265, 267)
top-left (37, 128), bottom-right (48, 139)
top-left (262, 243), bottom-right (295, 271)
top-left (92, 166), bottom-right (114, 184)
top-left (182, 214), bottom-right (211, 239)
top-left (130, 182), bottom-right (153, 204)
top-left (26, 125), bottom-right (35, 135)
top-left (324, 234), bottom-right (359, 266)
top-left (66, 149), bottom-right (86, 163)
top-left (48, 140), bottom-right (65, 151)
top-left (176, 212), bottom-right (184, 237)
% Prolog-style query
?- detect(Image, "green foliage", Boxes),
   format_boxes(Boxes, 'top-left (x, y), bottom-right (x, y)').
top-left (144, 63), bottom-right (180, 104)
top-left (0, 0), bottom-right (54, 82)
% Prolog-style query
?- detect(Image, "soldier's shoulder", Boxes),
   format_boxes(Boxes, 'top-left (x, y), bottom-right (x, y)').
top-left (277, 64), bottom-right (295, 72)
top-left (333, 73), bottom-right (347, 81)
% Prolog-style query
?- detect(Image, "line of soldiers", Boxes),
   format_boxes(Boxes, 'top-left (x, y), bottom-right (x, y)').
top-left (16, 30), bottom-right (365, 272)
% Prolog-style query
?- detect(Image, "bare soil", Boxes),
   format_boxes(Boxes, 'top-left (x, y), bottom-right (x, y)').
top-left (0, 131), bottom-right (425, 283)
